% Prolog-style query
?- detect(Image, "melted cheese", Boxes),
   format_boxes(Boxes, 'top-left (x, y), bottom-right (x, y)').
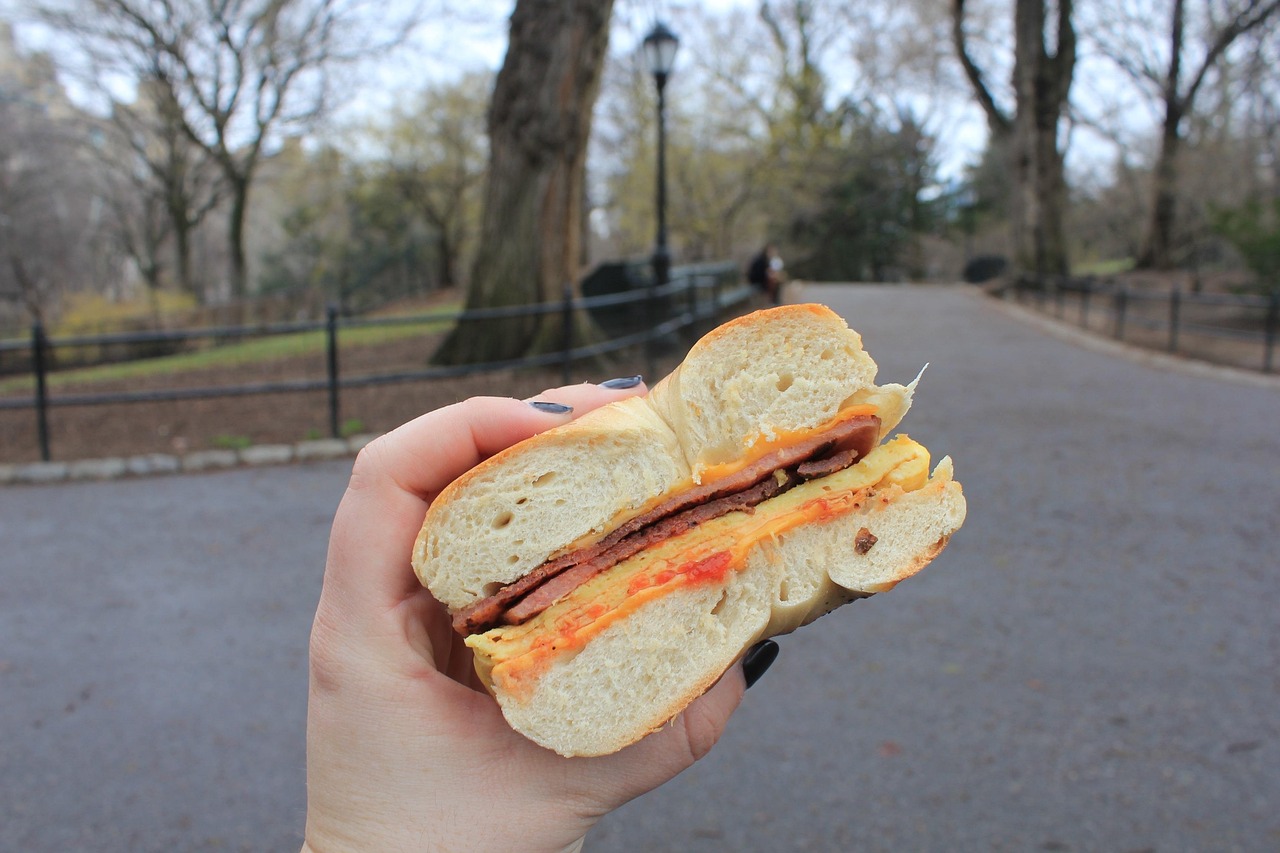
top-left (550, 404), bottom-right (882, 559)
top-left (468, 435), bottom-right (930, 695)
top-left (693, 404), bottom-right (879, 484)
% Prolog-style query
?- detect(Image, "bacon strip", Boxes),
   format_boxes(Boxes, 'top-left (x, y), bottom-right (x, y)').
top-left (453, 414), bottom-right (880, 635)
top-left (501, 470), bottom-right (802, 626)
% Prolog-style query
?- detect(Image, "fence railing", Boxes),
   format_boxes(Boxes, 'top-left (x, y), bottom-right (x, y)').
top-left (1001, 273), bottom-right (1280, 374)
top-left (1, 262), bottom-right (751, 461)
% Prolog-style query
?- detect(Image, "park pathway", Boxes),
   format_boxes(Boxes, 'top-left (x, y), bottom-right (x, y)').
top-left (2, 284), bottom-right (1278, 851)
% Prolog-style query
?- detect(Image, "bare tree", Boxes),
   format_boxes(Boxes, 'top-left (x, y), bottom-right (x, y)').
top-left (953, 0), bottom-right (1077, 276)
top-left (102, 73), bottom-right (223, 301)
top-left (435, 0), bottom-right (614, 365)
top-left (41, 0), bottom-right (418, 303)
top-left (1090, 0), bottom-right (1280, 269)
top-left (0, 96), bottom-right (102, 327)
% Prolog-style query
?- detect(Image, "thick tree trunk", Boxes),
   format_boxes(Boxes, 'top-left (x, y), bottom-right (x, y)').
top-left (1009, 0), bottom-right (1073, 277)
top-left (1139, 0), bottom-right (1187, 270)
top-left (435, 0), bottom-right (614, 365)
top-left (1016, 92), bottom-right (1071, 276)
top-left (953, 0), bottom-right (1074, 278)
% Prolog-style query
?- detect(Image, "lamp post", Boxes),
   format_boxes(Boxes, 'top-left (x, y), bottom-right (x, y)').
top-left (642, 21), bottom-right (678, 375)
top-left (643, 21), bottom-right (679, 289)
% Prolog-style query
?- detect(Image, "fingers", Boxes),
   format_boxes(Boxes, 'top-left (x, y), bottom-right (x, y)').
top-left (322, 379), bottom-right (649, 629)
top-left (523, 375), bottom-right (645, 417)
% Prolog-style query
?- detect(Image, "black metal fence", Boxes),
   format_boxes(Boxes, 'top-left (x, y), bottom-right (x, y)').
top-left (1, 263), bottom-right (750, 461)
top-left (1002, 274), bottom-right (1280, 374)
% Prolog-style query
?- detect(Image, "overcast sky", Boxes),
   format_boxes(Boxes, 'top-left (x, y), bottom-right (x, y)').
top-left (6, 0), bottom-right (1138, 186)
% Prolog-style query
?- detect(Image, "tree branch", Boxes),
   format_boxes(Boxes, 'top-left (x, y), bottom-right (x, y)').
top-left (951, 0), bottom-right (1011, 135)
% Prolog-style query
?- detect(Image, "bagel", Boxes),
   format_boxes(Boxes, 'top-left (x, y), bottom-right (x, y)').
top-left (412, 304), bottom-right (966, 756)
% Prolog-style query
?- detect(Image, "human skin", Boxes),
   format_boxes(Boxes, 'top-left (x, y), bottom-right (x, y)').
top-left (301, 382), bottom-right (749, 853)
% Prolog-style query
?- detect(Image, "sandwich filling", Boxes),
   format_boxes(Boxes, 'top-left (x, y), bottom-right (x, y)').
top-left (454, 409), bottom-right (883, 635)
top-left (467, 435), bottom-right (934, 696)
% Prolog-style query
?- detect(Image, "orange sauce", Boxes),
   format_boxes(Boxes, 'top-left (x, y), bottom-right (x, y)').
top-left (492, 487), bottom-right (861, 698)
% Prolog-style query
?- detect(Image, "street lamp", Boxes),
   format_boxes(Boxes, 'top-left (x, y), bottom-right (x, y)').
top-left (643, 21), bottom-right (679, 289)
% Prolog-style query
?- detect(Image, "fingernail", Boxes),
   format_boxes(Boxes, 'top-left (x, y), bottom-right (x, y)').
top-left (743, 639), bottom-right (779, 689)
top-left (528, 401), bottom-right (573, 414)
top-left (599, 374), bottom-right (644, 389)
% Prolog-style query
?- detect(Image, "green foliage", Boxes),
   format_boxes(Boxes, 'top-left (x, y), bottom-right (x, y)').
top-left (785, 109), bottom-right (939, 282)
top-left (257, 157), bottom-right (438, 313)
top-left (1210, 196), bottom-right (1280, 290)
top-left (302, 421), bottom-right (366, 440)
top-left (258, 72), bottom-right (489, 312)
top-left (212, 434), bottom-right (253, 450)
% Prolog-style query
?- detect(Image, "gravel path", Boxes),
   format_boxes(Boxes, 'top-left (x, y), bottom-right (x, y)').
top-left (2, 284), bottom-right (1277, 852)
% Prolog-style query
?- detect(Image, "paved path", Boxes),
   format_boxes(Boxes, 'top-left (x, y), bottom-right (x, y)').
top-left (2, 285), bottom-right (1277, 852)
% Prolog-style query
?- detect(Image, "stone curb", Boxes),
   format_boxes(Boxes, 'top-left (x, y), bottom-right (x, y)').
top-left (0, 433), bottom-right (378, 487)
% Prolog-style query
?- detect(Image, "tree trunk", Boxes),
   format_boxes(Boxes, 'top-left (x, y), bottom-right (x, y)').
top-left (175, 217), bottom-right (194, 297)
top-left (1009, 0), bottom-right (1073, 277)
top-left (434, 0), bottom-right (614, 365)
top-left (438, 229), bottom-right (455, 290)
top-left (227, 176), bottom-right (250, 303)
top-left (1140, 108), bottom-right (1184, 269)
top-left (1139, 0), bottom-right (1186, 270)
top-left (953, 0), bottom-right (1074, 278)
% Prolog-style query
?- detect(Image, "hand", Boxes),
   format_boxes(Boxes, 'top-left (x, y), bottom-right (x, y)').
top-left (302, 381), bottom-right (752, 853)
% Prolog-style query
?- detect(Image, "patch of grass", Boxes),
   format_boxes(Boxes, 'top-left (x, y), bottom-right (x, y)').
top-left (212, 433), bottom-right (254, 451)
top-left (301, 419), bottom-right (367, 441)
top-left (0, 302), bottom-right (458, 394)
top-left (1072, 257), bottom-right (1135, 277)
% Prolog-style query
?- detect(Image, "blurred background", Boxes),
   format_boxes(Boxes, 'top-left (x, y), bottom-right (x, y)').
top-left (2, 0), bottom-right (1277, 337)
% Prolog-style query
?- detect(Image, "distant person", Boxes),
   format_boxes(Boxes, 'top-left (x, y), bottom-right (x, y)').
top-left (747, 244), bottom-right (784, 304)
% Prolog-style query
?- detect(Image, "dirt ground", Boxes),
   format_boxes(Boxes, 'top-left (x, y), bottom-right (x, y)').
top-left (0, 325), bottom-right (698, 465)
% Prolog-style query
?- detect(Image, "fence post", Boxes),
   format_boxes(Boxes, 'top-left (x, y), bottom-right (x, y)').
top-left (1080, 277), bottom-right (1092, 328)
top-left (561, 281), bottom-right (573, 386)
top-left (32, 322), bottom-right (51, 462)
top-left (1114, 287), bottom-right (1127, 340)
top-left (1168, 287), bottom-right (1182, 353)
top-left (326, 303), bottom-right (340, 439)
top-left (1265, 289), bottom-right (1279, 373)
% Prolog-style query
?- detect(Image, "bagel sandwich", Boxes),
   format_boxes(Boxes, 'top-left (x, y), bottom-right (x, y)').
top-left (412, 304), bottom-right (967, 756)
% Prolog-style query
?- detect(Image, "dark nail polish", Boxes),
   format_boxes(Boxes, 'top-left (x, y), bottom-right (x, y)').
top-left (743, 639), bottom-right (779, 689)
top-left (529, 401), bottom-right (573, 414)
top-left (599, 374), bottom-right (644, 389)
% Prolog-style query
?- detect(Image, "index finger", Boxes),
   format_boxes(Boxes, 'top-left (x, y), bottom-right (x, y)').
top-left (324, 382), bottom-right (648, 617)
